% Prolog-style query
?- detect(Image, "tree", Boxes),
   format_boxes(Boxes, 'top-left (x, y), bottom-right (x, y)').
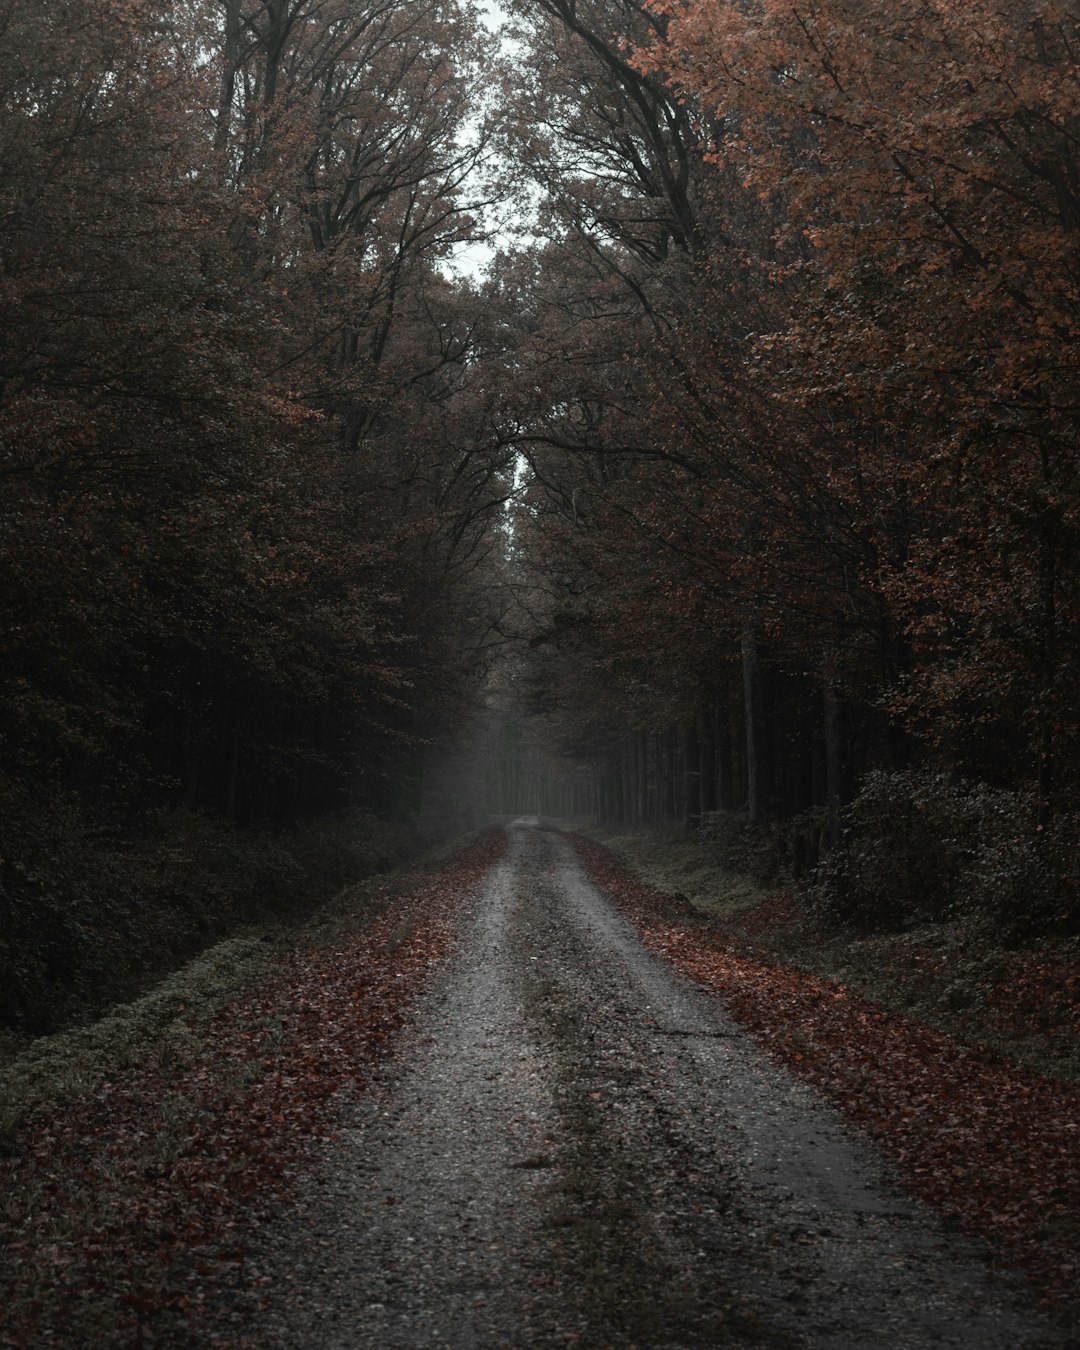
top-left (635, 0), bottom-right (1080, 815)
top-left (0, 0), bottom-right (513, 834)
top-left (475, 0), bottom-right (1076, 853)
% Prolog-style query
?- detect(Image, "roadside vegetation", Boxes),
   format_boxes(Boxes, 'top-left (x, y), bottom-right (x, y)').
top-left (0, 0), bottom-right (508, 1062)
top-left (0, 822), bottom-right (483, 1137)
top-left (585, 778), bottom-right (1080, 1087)
top-left (574, 831), bottom-right (1080, 1324)
top-left (0, 829), bottom-right (501, 1349)
top-left (0, 805), bottom-right (421, 1058)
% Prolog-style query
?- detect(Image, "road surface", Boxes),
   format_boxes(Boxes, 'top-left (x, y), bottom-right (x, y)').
top-left (228, 819), bottom-right (1062, 1348)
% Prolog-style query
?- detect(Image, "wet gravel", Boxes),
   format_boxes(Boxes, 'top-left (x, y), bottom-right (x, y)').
top-left (225, 819), bottom-right (1065, 1348)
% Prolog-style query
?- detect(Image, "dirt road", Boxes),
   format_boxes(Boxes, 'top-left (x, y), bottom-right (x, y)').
top-left (233, 820), bottom-right (1063, 1348)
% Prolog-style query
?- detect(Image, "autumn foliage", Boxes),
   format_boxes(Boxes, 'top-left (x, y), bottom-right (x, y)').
top-left (486, 0), bottom-right (1078, 928)
top-left (637, 0), bottom-right (1079, 779)
top-left (2, 0), bottom-right (1078, 1017)
top-left (0, 0), bottom-right (510, 1026)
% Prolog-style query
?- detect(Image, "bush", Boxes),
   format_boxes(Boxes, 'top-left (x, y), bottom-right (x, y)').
top-left (287, 812), bottom-right (414, 899)
top-left (699, 810), bottom-right (791, 886)
top-left (967, 809), bottom-right (1078, 937)
top-left (813, 769), bottom-right (1078, 935)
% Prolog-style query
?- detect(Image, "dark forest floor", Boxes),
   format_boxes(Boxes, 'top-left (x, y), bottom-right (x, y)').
top-left (0, 832), bottom-right (505, 1348)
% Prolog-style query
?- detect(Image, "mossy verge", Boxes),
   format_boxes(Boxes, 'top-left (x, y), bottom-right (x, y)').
top-left (579, 826), bottom-right (775, 920)
top-left (585, 827), bottom-right (1080, 1085)
top-left (0, 802), bottom-right (428, 1041)
top-left (0, 827), bottom-right (483, 1141)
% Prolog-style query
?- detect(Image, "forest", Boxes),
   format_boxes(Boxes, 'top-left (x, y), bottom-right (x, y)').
top-left (1, 0), bottom-right (1077, 1037)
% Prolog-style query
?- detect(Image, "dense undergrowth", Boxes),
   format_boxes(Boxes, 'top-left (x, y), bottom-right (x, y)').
top-left (0, 822), bottom-right (484, 1142)
top-left (807, 772), bottom-right (1079, 938)
top-left (0, 798), bottom-right (419, 1051)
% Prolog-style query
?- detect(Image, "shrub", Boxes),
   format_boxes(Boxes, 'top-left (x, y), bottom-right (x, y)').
top-left (966, 809), bottom-right (1078, 937)
top-left (699, 810), bottom-right (790, 886)
top-left (286, 812), bottom-right (414, 900)
top-left (813, 769), bottom-right (1078, 935)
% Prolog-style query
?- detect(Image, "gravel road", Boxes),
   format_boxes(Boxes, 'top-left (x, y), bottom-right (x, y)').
top-left (231, 819), bottom-right (1064, 1348)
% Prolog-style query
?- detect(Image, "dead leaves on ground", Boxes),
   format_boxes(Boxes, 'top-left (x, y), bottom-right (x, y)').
top-left (0, 830), bottom-right (505, 1349)
top-left (574, 836), bottom-right (1080, 1322)
top-left (6, 826), bottom-right (1076, 1345)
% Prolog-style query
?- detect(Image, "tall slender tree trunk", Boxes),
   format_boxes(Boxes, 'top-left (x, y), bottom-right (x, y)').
top-left (717, 702), bottom-right (734, 811)
top-left (683, 722), bottom-right (701, 831)
top-left (224, 724), bottom-right (241, 822)
top-left (1037, 508), bottom-right (1058, 828)
top-left (665, 727), bottom-right (678, 825)
top-left (182, 716), bottom-right (201, 809)
top-left (742, 627), bottom-right (770, 826)
top-left (823, 677), bottom-right (844, 847)
top-left (698, 707), bottom-right (717, 819)
top-left (215, 0), bottom-right (242, 154)
top-left (635, 729), bottom-right (647, 826)
top-left (261, 0), bottom-right (290, 109)
top-left (651, 731), bottom-right (662, 824)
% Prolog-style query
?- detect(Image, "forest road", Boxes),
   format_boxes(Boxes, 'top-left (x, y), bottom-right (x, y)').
top-left (234, 820), bottom-right (1064, 1350)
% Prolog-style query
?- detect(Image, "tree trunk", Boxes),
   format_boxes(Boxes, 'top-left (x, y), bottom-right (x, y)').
top-left (824, 678), bottom-right (844, 847)
top-left (717, 703), bottom-right (734, 811)
top-left (698, 708), bottom-right (717, 818)
top-left (182, 717), bottom-right (201, 809)
top-left (683, 722), bottom-right (701, 831)
top-left (635, 729), bottom-right (648, 826)
top-left (215, 0), bottom-right (242, 154)
top-left (224, 724), bottom-right (241, 822)
top-left (742, 627), bottom-right (770, 826)
top-left (1037, 504), bottom-right (1058, 828)
top-left (665, 727), bottom-right (678, 825)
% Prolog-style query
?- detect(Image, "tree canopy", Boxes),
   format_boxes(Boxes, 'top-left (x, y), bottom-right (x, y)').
top-left (2, 0), bottom-right (1077, 1012)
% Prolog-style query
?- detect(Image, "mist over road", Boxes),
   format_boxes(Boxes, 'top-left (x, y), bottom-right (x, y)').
top-left (240, 821), bottom-right (1060, 1348)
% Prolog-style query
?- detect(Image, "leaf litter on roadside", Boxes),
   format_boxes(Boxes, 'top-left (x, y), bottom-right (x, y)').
top-left (0, 829), bottom-right (505, 1350)
top-left (573, 834), bottom-right (1080, 1325)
